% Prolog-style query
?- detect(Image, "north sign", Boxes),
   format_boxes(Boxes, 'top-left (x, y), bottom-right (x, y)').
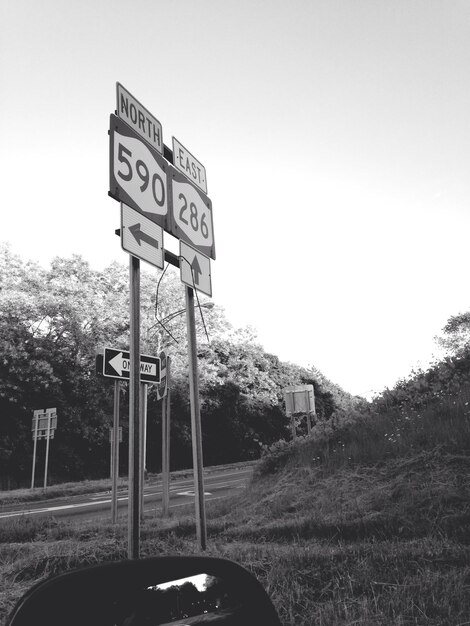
top-left (109, 114), bottom-right (170, 232)
top-left (116, 83), bottom-right (163, 154)
top-left (103, 348), bottom-right (160, 384)
top-left (121, 203), bottom-right (164, 269)
top-left (180, 241), bottom-right (212, 297)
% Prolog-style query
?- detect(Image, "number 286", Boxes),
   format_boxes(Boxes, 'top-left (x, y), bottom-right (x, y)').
top-left (178, 193), bottom-right (209, 239)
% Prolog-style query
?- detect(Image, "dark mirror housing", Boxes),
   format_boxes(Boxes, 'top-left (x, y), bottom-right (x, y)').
top-left (7, 556), bottom-right (282, 626)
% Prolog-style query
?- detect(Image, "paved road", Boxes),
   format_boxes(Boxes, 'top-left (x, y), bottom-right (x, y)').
top-left (0, 466), bottom-right (253, 523)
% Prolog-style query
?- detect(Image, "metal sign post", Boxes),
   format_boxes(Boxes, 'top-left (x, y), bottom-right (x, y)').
top-left (185, 286), bottom-right (207, 550)
top-left (31, 411), bottom-right (40, 489)
top-left (140, 383), bottom-right (148, 520)
top-left (128, 255), bottom-right (141, 559)
top-left (109, 82), bottom-right (216, 551)
top-left (43, 413), bottom-right (52, 489)
top-left (111, 381), bottom-right (121, 524)
top-left (161, 357), bottom-right (171, 517)
top-left (31, 409), bottom-right (57, 489)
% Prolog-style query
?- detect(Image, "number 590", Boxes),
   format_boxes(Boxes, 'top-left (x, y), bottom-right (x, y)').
top-left (117, 143), bottom-right (165, 208)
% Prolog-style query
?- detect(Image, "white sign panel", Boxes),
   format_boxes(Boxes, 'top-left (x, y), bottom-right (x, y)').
top-left (172, 137), bottom-right (207, 194)
top-left (121, 204), bottom-right (164, 269)
top-left (170, 166), bottom-right (215, 260)
top-left (180, 241), bottom-right (212, 297)
top-left (116, 83), bottom-right (163, 154)
top-left (113, 127), bottom-right (168, 218)
top-left (284, 385), bottom-right (316, 416)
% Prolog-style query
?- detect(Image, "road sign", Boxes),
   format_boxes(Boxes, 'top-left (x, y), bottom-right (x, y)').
top-left (172, 137), bottom-right (207, 194)
top-left (32, 416), bottom-right (58, 431)
top-left (116, 83), bottom-right (163, 154)
top-left (109, 427), bottom-right (123, 443)
top-left (121, 203), bottom-right (164, 269)
top-left (169, 166), bottom-right (215, 260)
top-left (180, 241), bottom-right (212, 297)
top-left (32, 408), bottom-right (57, 440)
top-left (156, 350), bottom-right (168, 400)
top-left (109, 115), bottom-right (170, 232)
top-left (284, 385), bottom-right (316, 416)
top-left (103, 348), bottom-right (160, 384)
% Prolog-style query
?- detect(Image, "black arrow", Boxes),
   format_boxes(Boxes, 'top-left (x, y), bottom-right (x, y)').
top-left (191, 256), bottom-right (202, 285)
top-left (129, 223), bottom-right (160, 248)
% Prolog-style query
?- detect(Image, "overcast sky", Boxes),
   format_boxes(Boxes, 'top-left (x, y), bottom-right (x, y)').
top-left (1, 0), bottom-right (469, 398)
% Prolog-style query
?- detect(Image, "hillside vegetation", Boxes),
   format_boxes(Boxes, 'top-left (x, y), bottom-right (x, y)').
top-left (2, 244), bottom-right (470, 623)
top-left (0, 243), bottom-right (356, 489)
top-left (2, 345), bottom-right (470, 625)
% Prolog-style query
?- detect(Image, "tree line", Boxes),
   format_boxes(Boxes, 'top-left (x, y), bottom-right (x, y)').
top-left (0, 243), bottom-right (358, 489)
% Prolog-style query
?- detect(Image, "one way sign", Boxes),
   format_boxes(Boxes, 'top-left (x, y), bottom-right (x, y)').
top-left (103, 348), bottom-right (160, 384)
top-left (180, 241), bottom-right (212, 297)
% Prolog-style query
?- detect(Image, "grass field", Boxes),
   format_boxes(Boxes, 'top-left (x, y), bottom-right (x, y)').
top-left (1, 397), bottom-right (470, 625)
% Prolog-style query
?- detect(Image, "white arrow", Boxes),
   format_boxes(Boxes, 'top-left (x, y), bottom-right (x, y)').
top-left (109, 352), bottom-right (128, 375)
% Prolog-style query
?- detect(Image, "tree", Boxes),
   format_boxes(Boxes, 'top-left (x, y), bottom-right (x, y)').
top-left (0, 243), bottom-right (357, 486)
top-left (436, 311), bottom-right (470, 357)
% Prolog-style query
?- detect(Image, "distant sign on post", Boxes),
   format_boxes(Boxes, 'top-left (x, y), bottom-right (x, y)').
top-left (172, 137), bottom-right (207, 194)
top-left (103, 348), bottom-right (160, 384)
top-left (284, 385), bottom-right (315, 416)
top-left (169, 166), bottom-right (215, 260)
top-left (116, 83), bottom-right (163, 154)
top-left (180, 241), bottom-right (212, 297)
top-left (121, 203), bottom-right (164, 269)
top-left (32, 408), bottom-right (57, 440)
top-left (109, 115), bottom-right (170, 232)
top-left (109, 427), bottom-right (123, 443)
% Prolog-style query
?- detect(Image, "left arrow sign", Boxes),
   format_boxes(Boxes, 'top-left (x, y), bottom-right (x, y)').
top-left (109, 352), bottom-right (128, 375)
top-left (103, 348), bottom-right (161, 384)
top-left (129, 223), bottom-right (160, 248)
top-left (121, 203), bottom-right (164, 269)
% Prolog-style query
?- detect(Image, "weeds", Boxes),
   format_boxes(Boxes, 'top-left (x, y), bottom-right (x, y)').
top-left (2, 385), bottom-right (470, 624)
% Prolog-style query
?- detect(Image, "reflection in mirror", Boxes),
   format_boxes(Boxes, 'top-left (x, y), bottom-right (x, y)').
top-left (7, 556), bottom-right (283, 626)
top-left (113, 572), bottom-right (243, 625)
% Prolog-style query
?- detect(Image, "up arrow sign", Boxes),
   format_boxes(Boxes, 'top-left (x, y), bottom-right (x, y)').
top-left (103, 348), bottom-right (160, 384)
top-left (180, 241), bottom-right (212, 297)
top-left (191, 255), bottom-right (202, 286)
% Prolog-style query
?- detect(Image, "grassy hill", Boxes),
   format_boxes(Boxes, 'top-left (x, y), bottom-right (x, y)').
top-left (1, 388), bottom-right (470, 625)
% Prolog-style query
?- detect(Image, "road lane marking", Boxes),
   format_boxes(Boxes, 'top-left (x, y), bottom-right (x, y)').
top-left (176, 491), bottom-right (213, 497)
top-left (0, 469), bottom-right (252, 520)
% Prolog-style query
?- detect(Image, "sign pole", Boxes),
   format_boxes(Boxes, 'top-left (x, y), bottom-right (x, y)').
top-left (43, 413), bottom-right (52, 489)
top-left (31, 412), bottom-right (39, 489)
top-left (185, 286), bottom-right (207, 550)
top-left (162, 357), bottom-right (171, 517)
top-left (161, 383), bottom-right (168, 517)
top-left (128, 255), bottom-right (141, 559)
top-left (111, 380), bottom-right (120, 524)
top-left (140, 383), bottom-right (148, 520)
top-left (110, 430), bottom-right (113, 479)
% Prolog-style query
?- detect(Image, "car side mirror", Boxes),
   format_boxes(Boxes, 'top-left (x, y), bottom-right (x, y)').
top-left (7, 556), bottom-right (282, 626)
